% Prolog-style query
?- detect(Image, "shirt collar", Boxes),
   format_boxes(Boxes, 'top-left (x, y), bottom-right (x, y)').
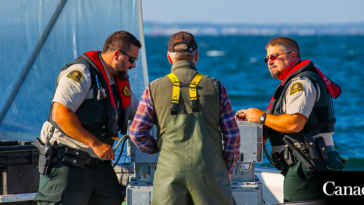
top-left (171, 60), bottom-right (197, 73)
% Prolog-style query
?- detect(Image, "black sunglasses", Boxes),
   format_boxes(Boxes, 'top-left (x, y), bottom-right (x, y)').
top-left (264, 51), bottom-right (293, 63)
top-left (111, 49), bottom-right (138, 64)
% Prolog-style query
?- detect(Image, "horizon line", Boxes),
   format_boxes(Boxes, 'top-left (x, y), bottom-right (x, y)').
top-left (144, 21), bottom-right (364, 26)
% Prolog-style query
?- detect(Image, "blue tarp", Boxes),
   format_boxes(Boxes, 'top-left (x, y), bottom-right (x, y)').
top-left (0, 0), bottom-right (146, 140)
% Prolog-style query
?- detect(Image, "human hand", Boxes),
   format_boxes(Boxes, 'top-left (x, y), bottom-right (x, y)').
top-left (235, 109), bottom-right (247, 121)
top-left (92, 141), bottom-right (115, 160)
top-left (245, 108), bottom-right (265, 123)
top-left (229, 173), bottom-right (232, 182)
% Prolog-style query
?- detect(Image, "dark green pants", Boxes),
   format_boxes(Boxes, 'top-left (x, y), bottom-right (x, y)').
top-left (283, 151), bottom-right (346, 202)
top-left (34, 160), bottom-right (123, 205)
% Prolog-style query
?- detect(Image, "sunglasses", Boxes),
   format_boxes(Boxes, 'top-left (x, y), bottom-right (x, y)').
top-left (111, 49), bottom-right (138, 64)
top-left (264, 51), bottom-right (293, 63)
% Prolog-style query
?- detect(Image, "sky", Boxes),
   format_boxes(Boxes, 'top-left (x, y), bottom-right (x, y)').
top-left (142, 0), bottom-right (364, 25)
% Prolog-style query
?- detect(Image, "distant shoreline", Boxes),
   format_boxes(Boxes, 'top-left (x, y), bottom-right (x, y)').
top-left (143, 22), bottom-right (364, 36)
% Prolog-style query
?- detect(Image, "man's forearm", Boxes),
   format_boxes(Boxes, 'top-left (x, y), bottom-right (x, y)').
top-left (223, 148), bottom-right (240, 174)
top-left (242, 108), bottom-right (306, 133)
top-left (129, 86), bottom-right (159, 154)
top-left (265, 113), bottom-right (306, 133)
top-left (129, 132), bottom-right (159, 154)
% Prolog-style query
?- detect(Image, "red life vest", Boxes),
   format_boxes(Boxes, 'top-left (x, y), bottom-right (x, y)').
top-left (267, 60), bottom-right (341, 111)
top-left (84, 51), bottom-right (131, 109)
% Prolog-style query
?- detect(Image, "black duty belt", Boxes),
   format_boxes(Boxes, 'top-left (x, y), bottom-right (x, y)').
top-left (57, 146), bottom-right (109, 168)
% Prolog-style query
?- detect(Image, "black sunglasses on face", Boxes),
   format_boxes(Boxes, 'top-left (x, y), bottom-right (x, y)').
top-left (264, 51), bottom-right (293, 63)
top-left (111, 49), bottom-right (138, 64)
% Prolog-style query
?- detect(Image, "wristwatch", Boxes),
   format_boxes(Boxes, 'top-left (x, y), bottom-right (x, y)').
top-left (259, 113), bottom-right (267, 124)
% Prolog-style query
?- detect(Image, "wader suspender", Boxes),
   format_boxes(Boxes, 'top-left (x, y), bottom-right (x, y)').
top-left (166, 73), bottom-right (205, 114)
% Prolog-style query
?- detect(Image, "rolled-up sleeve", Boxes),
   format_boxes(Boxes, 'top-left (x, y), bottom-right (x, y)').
top-left (220, 83), bottom-right (241, 174)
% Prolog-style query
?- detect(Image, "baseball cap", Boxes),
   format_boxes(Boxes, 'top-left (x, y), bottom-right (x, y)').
top-left (168, 31), bottom-right (198, 52)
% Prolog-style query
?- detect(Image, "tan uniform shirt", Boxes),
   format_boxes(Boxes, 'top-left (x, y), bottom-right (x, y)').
top-left (272, 76), bottom-right (334, 154)
top-left (40, 58), bottom-right (139, 159)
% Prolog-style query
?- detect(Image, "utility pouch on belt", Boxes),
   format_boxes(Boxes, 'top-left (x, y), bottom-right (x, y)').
top-left (61, 147), bottom-right (88, 168)
top-left (62, 155), bottom-right (85, 168)
top-left (272, 152), bottom-right (288, 172)
top-left (315, 137), bottom-right (328, 161)
top-left (64, 147), bottom-right (88, 159)
top-left (34, 137), bottom-right (58, 175)
top-left (283, 146), bottom-right (296, 167)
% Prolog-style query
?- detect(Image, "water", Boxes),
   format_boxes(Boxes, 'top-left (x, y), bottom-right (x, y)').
top-left (134, 35), bottom-right (363, 171)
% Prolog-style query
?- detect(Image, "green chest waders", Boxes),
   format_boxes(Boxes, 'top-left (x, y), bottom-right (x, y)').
top-left (152, 73), bottom-right (235, 205)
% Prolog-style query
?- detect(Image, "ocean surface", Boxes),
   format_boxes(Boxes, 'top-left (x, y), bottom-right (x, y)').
top-left (134, 35), bottom-right (363, 171)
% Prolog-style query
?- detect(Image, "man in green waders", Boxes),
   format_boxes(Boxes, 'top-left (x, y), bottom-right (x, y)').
top-left (130, 31), bottom-right (241, 205)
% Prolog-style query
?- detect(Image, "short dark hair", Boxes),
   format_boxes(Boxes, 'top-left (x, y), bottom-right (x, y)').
top-left (102, 31), bottom-right (142, 54)
top-left (266, 37), bottom-right (300, 58)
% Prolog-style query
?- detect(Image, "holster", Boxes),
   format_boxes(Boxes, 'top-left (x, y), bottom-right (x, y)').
top-left (283, 137), bottom-right (315, 170)
top-left (34, 137), bottom-right (59, 175)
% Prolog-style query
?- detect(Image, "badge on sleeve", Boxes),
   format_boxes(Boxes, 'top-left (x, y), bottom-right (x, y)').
top-left (66, 70), bottom-right (83, 83)
top-left (289, 82), bottom-right (304, 95)
top-left (123, 85), bottom-right (131, 97)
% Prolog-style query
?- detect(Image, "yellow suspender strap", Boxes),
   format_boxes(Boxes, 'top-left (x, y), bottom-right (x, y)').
top-left (166, 73), bottom-right (180, 105)
top-left (190, 73), bottom-right (204, 101)
top-left (166, 72), bottom-right (204, 114)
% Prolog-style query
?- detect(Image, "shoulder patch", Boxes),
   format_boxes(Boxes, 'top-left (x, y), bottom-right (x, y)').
top-left (289, 82), bottom-right (304, 95)
top-left (123, 85), bottom-right (131, 97)
top-left (66, 70), bottom-right (83, 83)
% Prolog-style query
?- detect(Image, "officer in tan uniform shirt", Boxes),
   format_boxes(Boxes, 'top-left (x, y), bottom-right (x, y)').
top-left (34, 31), bottom-right (142, 205)
top-left (271, 76), bottom-right (335, 154)
top-left (40, 59), bottom-right (139, 158)
top-left (235, 37), bottom-right (345, 202)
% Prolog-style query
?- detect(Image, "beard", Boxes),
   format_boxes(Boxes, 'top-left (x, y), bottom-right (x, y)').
top-left (115, 60), bottom-right (129, 79)
top-left (269, 68), bottom-right (280, 79)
